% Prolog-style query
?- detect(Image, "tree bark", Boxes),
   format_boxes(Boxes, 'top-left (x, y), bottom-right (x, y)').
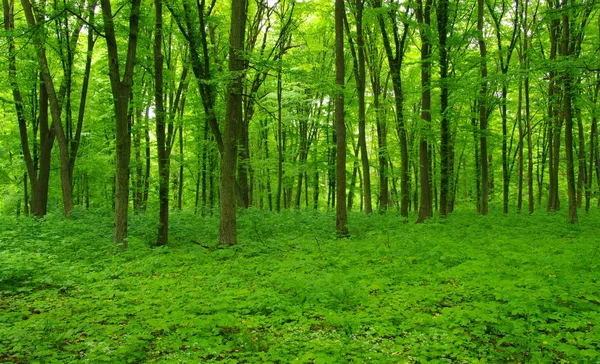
top-left (374, 0), bottom-right (409, 217)
top-left (155, 0), bottom-right (169, 246)
top-left (100, 0), bottom-right (142, 249)
top-left (562, 9), bottom-right (577, 224)
top-left (477, 0), bottom-right (489, 216)
top-left (354, 0), bottom-right (372, 214)
top-left (437, 0), bottom-right (450, 216)
top-left (416, 0), bottom-right (433, 223)
top-left (3, 0), bottom-right (54, 217)
top-left (219, 0), bottom-right (248, 246)
top-left (335, 0), bottom-right (348, 237)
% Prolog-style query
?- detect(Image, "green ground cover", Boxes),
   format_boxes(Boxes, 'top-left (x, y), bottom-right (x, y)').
top-left (0, 209), bottom-right (599, 363)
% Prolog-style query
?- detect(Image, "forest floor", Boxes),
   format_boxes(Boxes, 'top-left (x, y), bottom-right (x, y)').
top-left (1, 207), bottom-right (599, 363)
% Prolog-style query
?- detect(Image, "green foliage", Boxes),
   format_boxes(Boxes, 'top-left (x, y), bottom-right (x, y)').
top-left (1, 209), bottom-right (600, 362)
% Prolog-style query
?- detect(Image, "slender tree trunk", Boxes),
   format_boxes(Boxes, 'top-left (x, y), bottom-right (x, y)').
top-left (547, 7), bottom-right (561, 212)
top-left (477, 0), bottom-right (489, 216)
top-left (276, 54), bottom-right (284, 212)
top-left (416, 0), bottom-right (433, 223)
top-left (155, 0), bottom-right (169, 246)
top-left (3, 0), bottom-right (54, 217)
top-left (576, 110), bottom-right (586, 208)
top-left (562, 11), bottom-right (577, 224)
top-left (100, 0), bottom-right (142, 248)
top-left (502, 88), bottom-right (510, 213)
top-left (219, 0), bottom-right (247, 245)
top-left (348, 141), bottom-right (360, 210)
top-left (23, 172), bottom-right (29, 216)
top-left (524, 16), bottom-right (534, 215)
top-left (438, 0), bottom-right (450, 217)
top-left (335, 0), bottom-right (348, 236)
top-left (142, 110), bottom-right (151, 212)
top-left (374, 0), bottom-right (409, 217)
top-left (178, 120), bottom-right (184, 210)
top-left (517, 78), bottom-right (524, 212)
top-left (21, 0), bottom-right (76, 218)
top-left (355, 0), bottom-right (372, 214)
top-left (587, 80), bottom-right (599, 212)
top-left (472, 101), bottom-right (482, 212)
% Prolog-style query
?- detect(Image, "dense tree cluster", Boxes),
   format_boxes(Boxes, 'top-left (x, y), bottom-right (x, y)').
top-left (1, 0), bottom-right (599, 246)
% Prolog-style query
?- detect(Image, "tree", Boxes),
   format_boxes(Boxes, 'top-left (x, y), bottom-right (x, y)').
top-left (415, 0), bottom-right (433, 223)
top-left (477, 0), bottom-right (489, 216)
top-left (155, 0), bottom-right (168, 246)
top-left (3, 0), bottom-right (54, 217)
top-left (374, 0), bottom-right (410, 218)
top-left (346, 0), bottom-right (372, 214)
top-left (487, 0), bottom-right (519, 215)
top-left (100, 0), bottom-right (142, 248)
top-left (20, 0), bottom-right (96, 218)
top-left (335, 0), bottom-right (349, 236)
top-left (437, 0), bottom-right (451, 216)
top-left (220, 0), bottom-right (248, 246)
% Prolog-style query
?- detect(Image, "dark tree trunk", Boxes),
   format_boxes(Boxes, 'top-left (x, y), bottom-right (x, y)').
top-left (21, 0), bottom-right (81, 218)
top-left (587, 80), bottom-right (600, 212)
top-left (347, 141), bottom-right (360, 210)
top-left (437, 0), bottom-right (450, 217)
top-left (335, 0), bottom-right (348, 237)
top-left (23, 173), bottom-right (29, 216)
top-left (354, 0), bottom-right (372, 213)
top-left (576, 110), bottom-right (586, 208)
top-left (155, 0), bottom-right (169, 246)
top-left (100, 0), bottom-right (142, 249)
top-left (374, 0), bottom-right (409, 217)
top-left (3, 0), bottom-right (54, 218)
top-left (472, 101), bottom-right (482, 212)
top-left (416, 0), bottom-right (433, 223)
top-left (524, 8), bottom-right (534, 215)
top-left (219, 0), bottom-right (247, 246)
top-left (477, 0), bottom-right (489, 216)
top-left (562, 11), bottom-right (577, 224)
top-left (276, 51), bottom-right (284, 212)
top-left (178, 120), bottom-right (184, 211)
top-left (547, 6), bottom-right (561, 212)
top-left (487, 0), bottom-right (519, 214)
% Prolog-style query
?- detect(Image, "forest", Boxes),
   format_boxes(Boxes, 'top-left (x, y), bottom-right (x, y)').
top-left (1, 0), bottom-right (600, 362)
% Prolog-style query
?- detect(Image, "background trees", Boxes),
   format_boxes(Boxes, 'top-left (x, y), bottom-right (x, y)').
top-left (1, 0), bottom-right (599, 244)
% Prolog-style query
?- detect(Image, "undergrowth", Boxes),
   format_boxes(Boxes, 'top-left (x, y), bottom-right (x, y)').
top-left (0, 207), bottom-right (599, 363)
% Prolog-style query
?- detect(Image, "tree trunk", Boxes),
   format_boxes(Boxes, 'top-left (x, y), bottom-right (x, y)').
top-left (219, 0), bottom-right (247, 246)
top-left (23, 173), bottom-right (29, 216)
top-left (100, 0), bottom-right (142, 249)
top-left (472, 101), bottom-right (482, 212)
top-left (374, 0), bottom-right (409, 217)
top-left (547, 7), bottom-right (561, 212)
top-left (178, 120), bottom-right (184, 211)
top-left (155, 0), bottom-right (169, 246)
top-left (477, 0), bottom-right (489, 216)
top-left (347, 141), bottom-right (360, 210)
top-left (416, 0), bottom-right (433, 223)
top-left (576, 110), bottom-right (586, 208)
top-left (21, 0), bottom-right (77, 218)
top-left (335, 0), bottom-right (349, 237)
top-left (438, 0), bottom-right (450, 217)
top-left (562, 11), bottom-right (577, 224)
top-left (276, 52), bottom-right (284, 212)
top-left (355, 0), bottom-right (372, 214)
top-left (3, 0), bottom-right (54, 218)
top-left (587, 80), bottom-right (599, 212)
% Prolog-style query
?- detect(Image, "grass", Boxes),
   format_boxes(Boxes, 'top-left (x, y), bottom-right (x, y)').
top-left (0, 207), bottom-right (599, 363)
